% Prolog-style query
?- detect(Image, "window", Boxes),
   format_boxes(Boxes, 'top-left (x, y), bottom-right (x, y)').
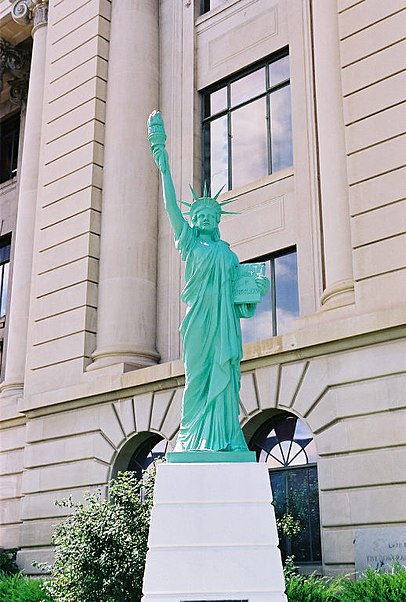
top-left (250, 412), bottom-right (322, 564)
top-left (0, 113), bottom-right (20, 184)
top-left (241, 248), bottom-right (299, 344)
top-left (200, 0), bottom-right (225, 14)
top-left (0, 236), bottom-right (11, 317)
top-left (127, 434), bottom-right (168, 479)
top-left (202, 50), bottom-right (292, 193)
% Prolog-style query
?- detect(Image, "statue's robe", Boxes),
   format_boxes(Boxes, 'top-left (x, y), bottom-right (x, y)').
top-left (174, 222), bottom-right (248, 452)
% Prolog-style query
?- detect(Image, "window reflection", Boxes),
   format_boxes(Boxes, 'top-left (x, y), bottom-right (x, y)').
top-left (204, 116), bottom-right (228, 193)
top-left (275, 251), bottom-right (299, 335)
top-left (210, 86), bottom-right (227, 115)
top-left (231, 97), bottom-right (268, 189)
top-left (202, 50), bottom-right (292, 192)
top-left (0, 236), bottom-right (11, 317)
top-left (270, 86), bottom-right (293, 172)
top-left (241, 248), bottom-right (299, 344)
top-left (231, 68), bottom-right (265, 107)
top-left (269, 55), bottom-right (290, 87)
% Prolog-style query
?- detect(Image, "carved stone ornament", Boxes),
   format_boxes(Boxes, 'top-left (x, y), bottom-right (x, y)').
top-left (0, 37), bottom-right (31, 104)
top-left (10, 0), bottom-right (48, 32)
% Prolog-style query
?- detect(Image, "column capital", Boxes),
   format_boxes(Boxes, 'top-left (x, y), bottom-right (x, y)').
top-left (0, 36), bottom-right (31, 104)
top-left (10, 0), bottom-right (48, 33)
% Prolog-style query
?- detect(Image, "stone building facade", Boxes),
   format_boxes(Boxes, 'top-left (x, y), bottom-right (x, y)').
top-left (0, 0), bottom-right (405, 577)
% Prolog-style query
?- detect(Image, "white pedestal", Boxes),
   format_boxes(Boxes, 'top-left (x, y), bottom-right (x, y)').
top-left (142, 462), bottom-right (287, 602)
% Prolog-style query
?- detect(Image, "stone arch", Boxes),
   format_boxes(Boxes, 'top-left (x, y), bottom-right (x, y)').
top-left (110, 430), bottom-right (167, 480)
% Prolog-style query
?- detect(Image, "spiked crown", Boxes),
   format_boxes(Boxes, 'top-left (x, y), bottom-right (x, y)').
top-left (180, 183), bottom-right (239, 220)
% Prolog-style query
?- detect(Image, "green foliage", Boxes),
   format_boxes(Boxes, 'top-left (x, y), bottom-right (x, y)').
top-left (285, 564), bottom-right (406, 602)
top-left (276, 513), bottom-right (301, 539)
top-left (285, 572), bottom-right (342, 602)
top-left (339, 563), bottom-right (406, 602)
top-left (0, 548), bottom-right (18, 575)
top-left (0, 572), bottom-right (51, 602)
top-left (40, 470), bottom-right (155, 602)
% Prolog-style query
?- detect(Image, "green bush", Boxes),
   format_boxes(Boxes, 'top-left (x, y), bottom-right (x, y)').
top-left (285, 564), bottom-right (406, 602)
top-left (285, 572), bottom-right (341, 602)
top-left (40, 470), bottom-right (155, 602)
top-left (339, 564), bottom-right (406, 602)
top-left (0, 549), bottom-right (18, 575)
top-left (0, 572), bottom-right (51, 602)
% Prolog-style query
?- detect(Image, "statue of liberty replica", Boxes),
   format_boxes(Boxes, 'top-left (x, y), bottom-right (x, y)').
top-left (143, 112), bottom-right (287, 602)
top-left (147, 110), bottom-right (269, 458)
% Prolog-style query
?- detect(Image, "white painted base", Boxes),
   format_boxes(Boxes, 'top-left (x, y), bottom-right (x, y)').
top-left (142, 462), bottom-right (287, 602)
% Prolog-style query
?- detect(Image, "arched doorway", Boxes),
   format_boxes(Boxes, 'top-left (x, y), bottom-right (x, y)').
top-left (248, 411), bottom-right (322, 566)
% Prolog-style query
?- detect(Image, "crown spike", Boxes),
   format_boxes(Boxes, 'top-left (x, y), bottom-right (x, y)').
top-left (213, 185), bottom-right (225, 201)
top-left (189, 184), bottom-right (200, 202)
top-left (179, 200), bottom-right (192, 207)
top-left (220, 210), bottom-right (240, 215)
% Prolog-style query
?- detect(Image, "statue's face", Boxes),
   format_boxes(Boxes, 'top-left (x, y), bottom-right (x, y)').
top-left (193, 207), bottom-right (218, 234)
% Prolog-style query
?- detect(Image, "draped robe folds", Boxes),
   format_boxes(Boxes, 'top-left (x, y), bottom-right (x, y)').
top-left (174, 221), bottom-right (249, 452)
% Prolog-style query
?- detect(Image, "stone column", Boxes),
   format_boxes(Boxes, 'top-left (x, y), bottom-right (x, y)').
top-left (312, 0), bottom-right (355, 309)
top-left (89, 0), bottom-right (160, 371)
top-left (1, 0), bottom-right (48, 396)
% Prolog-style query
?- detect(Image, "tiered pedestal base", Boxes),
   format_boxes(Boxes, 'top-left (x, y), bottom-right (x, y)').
top-left (142, 462), bottom-right (287, 601)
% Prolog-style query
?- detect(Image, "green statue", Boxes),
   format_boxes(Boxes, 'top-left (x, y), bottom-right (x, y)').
top-left (148, 111), bottom-right (269, 458)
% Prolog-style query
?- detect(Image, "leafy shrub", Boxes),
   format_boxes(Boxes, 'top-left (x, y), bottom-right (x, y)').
top-left (339, 563), bottom-right (406, 602)
top-left (285, 572), bottom-right (342, 602)
top-left (285, 564), bottom-right (406, 602)
top-left (0, 548), bottom-right (18, 575)
top-left (40, 470), bottom-right (155, 602)
top-left (0, 572), bottom-right (51, 602)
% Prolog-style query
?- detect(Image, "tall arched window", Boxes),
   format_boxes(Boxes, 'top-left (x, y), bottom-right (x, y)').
top-left (249, 411), bottom-right (322, 565)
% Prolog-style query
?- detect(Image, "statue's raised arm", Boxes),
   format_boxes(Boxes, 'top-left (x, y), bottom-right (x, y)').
top-left (147, 111), bottom-right (185, 238)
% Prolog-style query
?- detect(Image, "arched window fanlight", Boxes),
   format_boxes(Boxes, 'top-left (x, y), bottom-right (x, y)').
top-left (253, 414), bottom-right (318, 468)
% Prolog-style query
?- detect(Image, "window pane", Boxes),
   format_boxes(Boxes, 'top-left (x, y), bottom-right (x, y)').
top-left (210, 86), bottom-right (227, 115)
top-left (203, 117), bottom-right (229, 193)
top-left (269, 55), bottom-right (290, 88)
top-left (241, 260), bottom-right (273, 343)
top-left (275, 251), bottom-right (299, 334)
top-left (231, 68), bottom-right (265, 107)
top-left (0, 262), bottom-right (9, 316)
top-left (270, 85), bottom-right (293, 172)
top-left (231, 97), bottom-right (268, 189)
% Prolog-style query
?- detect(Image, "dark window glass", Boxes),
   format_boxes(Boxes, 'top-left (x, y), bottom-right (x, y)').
top-left (0, 113), bottom-right (20, 184)
top-left (202, 50), bottom-right (292, 192)
top-left (200, 0), bottom-right (226, 14)
top-left (127, 434), bottom-right (168, 479)
top-left (250, 412), bottom-right (322, 564)
top-left (0, 236), bottom-right (11, 317)
top-left (241, 248), bottom-right (299, 344)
